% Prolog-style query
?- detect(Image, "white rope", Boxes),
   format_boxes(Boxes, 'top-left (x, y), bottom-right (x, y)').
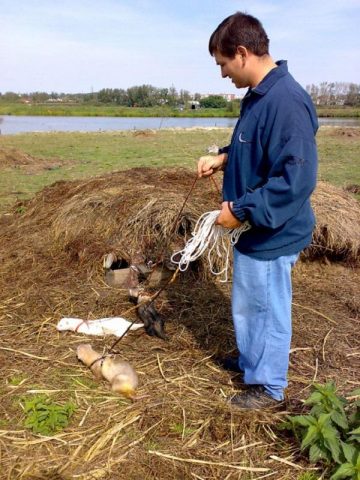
top-left (171, 210), bottom-right (251, 282)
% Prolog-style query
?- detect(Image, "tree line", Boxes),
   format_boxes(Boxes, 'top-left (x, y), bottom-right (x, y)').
top-left (306, 82), bottom-right (360, 106)
top-left (1, 82), bottom-right (359, 107)
top-left (0, 85), bottom-right (196, 108)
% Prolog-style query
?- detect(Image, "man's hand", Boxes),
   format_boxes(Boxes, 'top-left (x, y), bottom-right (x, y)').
top-left (215, 201), bottom-right (242, 228)
top-left (197, 153), bottom-right (227, 178)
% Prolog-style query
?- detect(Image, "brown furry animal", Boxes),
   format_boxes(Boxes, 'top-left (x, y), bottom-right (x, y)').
top-left (129, 289), bottom-right (166, 339)
top-left (76, 344), bottom-right (138, 398)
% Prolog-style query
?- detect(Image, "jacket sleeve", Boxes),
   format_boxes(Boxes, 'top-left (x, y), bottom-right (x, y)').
top-left (219, 145), bottom-right (230, 155)
top-left (231, 126), bottom-right (318, 229)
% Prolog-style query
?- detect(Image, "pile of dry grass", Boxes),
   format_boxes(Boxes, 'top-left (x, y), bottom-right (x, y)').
top-left (52, 188), bottom-right (203, 262)
top-left (308, 181), bottom-right (360, 264)
top-left (0, 146), bottom-right (39, 168)
top-left (0, 146), bottom-right (65, 173)
top-left (14, 169), bottom-right (360, 276)
top-left (18, 168), bottom-right (224, 278)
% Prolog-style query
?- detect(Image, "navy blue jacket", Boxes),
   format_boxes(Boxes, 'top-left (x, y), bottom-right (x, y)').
top-left (221, 60), bottom-right (318, 259)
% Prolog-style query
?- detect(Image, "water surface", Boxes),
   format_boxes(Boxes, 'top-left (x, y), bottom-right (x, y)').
top-left (0, 115), bottom-right (359, 135)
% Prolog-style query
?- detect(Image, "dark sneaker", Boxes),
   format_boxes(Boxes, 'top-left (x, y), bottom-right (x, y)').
top-left (217, 356), bottom-right (243, 374)
top-left (229, 386), bottom-right (281, 410)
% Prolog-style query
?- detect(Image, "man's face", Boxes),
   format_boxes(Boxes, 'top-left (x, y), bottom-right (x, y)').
top-left (214, 50), bottom-right (247, 88)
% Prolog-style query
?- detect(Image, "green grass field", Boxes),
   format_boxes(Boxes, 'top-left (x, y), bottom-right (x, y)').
top-left (1, 102), bottom-right (359, 118)
top-left (1, 103), bottom-right (236, 117)
top-left (0, 126), bottom-right (359, 213)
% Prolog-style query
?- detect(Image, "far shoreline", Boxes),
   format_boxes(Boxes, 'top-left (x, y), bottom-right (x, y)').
top-left (0, 104), bottom-right (359, 119)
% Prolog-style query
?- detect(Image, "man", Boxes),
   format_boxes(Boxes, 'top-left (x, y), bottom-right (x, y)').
top-left (198, 12), bottom-right (318, 409)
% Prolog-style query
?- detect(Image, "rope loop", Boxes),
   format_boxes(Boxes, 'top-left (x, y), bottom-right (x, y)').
top-left (171, 210), bottom-right (251, 282)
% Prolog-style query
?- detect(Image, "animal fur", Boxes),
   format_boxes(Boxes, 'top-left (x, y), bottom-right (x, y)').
top-left (57, 317), bottom-right (144, 337)
top-left (76, 344), bottom-right (138, 398)
top-left (128, 289), bottom-right (166, 339)
top-left (136, 293), bottom-right (166, 339)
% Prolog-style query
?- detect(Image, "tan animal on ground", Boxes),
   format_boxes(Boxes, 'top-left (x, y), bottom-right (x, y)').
top-left (76, 344), bottom-right (138, 399)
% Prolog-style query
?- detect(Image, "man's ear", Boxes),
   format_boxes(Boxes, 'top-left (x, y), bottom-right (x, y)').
top-left (236, 45), bottom-right (248, 58)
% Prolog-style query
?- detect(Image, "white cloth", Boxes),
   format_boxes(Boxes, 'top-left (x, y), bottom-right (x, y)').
top-left (56, 317), bottom-right (144, 337)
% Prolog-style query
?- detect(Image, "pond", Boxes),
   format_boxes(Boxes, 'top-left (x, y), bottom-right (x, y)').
top-left (0, 115), bottom-right (359, 135)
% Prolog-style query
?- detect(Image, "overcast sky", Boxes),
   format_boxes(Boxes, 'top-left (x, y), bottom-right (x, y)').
top-left (1, 0), bottom-right (359, 96)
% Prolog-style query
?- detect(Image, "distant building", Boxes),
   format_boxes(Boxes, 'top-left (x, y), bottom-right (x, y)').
top-left (188, 100), bottom-right (200, 109)
top-left (199, 93), bottom-right (240, 101)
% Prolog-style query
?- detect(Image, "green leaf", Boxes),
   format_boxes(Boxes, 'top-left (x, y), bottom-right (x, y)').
top-left (330, 463), bottom-right (356, 480)
top-left (291, 415), bottom-right (317, 427)
top-left (348, 410), bottom-right (360, 429)
top-left (324, 434), bottom-right (342, 464)
top-left (24, 418), bottom-right (35, 427)
top-left (21, 395), bottom-right (77, 436)
top-left (304, 391), bottom-right (325, 406)
top-left (331, 410), bottom-right (349, 430)
top-left (330, 395), bottom-right (347, 412)
top-left (348, 435), bottom-right (360, 444)
top-left (313, 382), bottom-right (335, 394)
top-left (348, 426), bottom-right (360, 443)
top-left (309, 382), bottom-right (347, 415)
top-left (318, 413), bottom-right (332, 428)
top-left (309, 442), bottom-right (331, 463)
top-left (320, 420), bottom-right (341, 464)
top-left (310, 404), bottom-right (325, 417)
top-left (341, 441), bottom-right (358, 464)
top-left (301, 425), bottom-right (320, 450)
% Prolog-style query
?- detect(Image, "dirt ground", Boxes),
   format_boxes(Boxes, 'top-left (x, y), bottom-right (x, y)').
top-left (331, 127), bottom-right (360, 138)
top-left (0, 167), bottom-right (359, 480)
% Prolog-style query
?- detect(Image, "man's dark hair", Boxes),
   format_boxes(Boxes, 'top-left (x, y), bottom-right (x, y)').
top-left (209, 12), bottom-right (269, 58)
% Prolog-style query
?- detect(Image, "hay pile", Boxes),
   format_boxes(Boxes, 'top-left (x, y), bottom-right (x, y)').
top-left (17, 168), bottom-right (224, 278)
top-left (0, 146), bottom-right (65, 173)
top-left (309, 181), bottom-right (360, 263)
top-left (13, 168), bottom-right (360, 274)
top-left (0, 146), bottom-right (39, 168)
top-left (0, 167), bottom-right (359, 479)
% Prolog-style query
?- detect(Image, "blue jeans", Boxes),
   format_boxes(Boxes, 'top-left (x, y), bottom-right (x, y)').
top-left (232, 250), bottom-right (299, 400)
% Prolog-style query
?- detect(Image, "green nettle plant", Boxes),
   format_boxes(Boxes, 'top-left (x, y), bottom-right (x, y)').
top-left (282, 383), bottom-right (360, 479)
top-left (21, 395), bottom-right (77, 436)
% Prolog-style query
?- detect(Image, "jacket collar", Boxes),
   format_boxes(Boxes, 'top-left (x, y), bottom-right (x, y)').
top-left (247, 60), bottom-right (288, 97)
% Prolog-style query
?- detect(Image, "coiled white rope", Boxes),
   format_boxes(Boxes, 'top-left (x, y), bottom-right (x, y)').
top-left (171, 210), bottom-right (251, 282)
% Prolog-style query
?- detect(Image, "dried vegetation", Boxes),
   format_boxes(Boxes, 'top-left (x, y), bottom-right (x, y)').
top-left (0, 167), bottom-right (359, 479)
